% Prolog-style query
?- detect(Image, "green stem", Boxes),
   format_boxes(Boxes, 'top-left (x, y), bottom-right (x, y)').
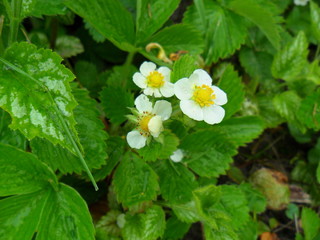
top-left (121, 51), bottom-right (136, 87)
top-left (136, 0), bottom-right (142, 33)
top-left (0, 15), bottom-right (5, 55)
top-left (3, 0), bottom-right (13, 20)
top-left (138, 49), bottom-right (172, 68)
top-left (0, 110), bottom-right (5, 135)
top-left (8, 0), bottom-right (23, 46)
top-left (0, 57), bottom-right (99, 191)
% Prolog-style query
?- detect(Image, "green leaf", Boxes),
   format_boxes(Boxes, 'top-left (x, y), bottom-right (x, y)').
top-left (123, 205), bottom-right (166, 240)
top-left (271, 32), bottom-right (309, 81)
top-left (236, 218), bottom-right (258, 240)
top-left (239, 47), bottom-right (273, 81)
top-left (171, 201), bottom-right (200, 223)
top-left (204, 223), bottom-right (239, 240)
top-left (0, 143), bottom-right (57, 196)
top-left (273, 91), bottom-right (302, 123)
top-left (113, 153), bottom-right (159, 207)
top-left (226, 0), bottom-right (281, 50)
top-left (137, 131), bottom-right (179, 161)
top-left (183, 0), bottom-right (247, 63)
top-left (239, 183), bottom-right (267, 214)
top-left (100, 86), bottom-right (134, 125)
top-left (186, 148), bottom-right (233, 178)
top-left (0, 190), bottom-right (51, 240)
top-left (0, 42), bottom-right (80, 154)
top-left (22, 0), bottom-right (66, 18)
top-left (163, 214), bottom-right (191, 240)
top-left (55, 36), bottom-right (84, 58)
top-left (64, 0), bottom-right (135, 51)
top-left (218, 64), bottom-right (245, 119)
top-left (215, 116), bottom-right (265, 147)
top-left (171, 55), bottom-right (198, 83)
top-left (301, 208), bottom-right (320, 240)
top-left (136, 0), bottom-right (180, 43)
top-left (146, 24), bottom-right (204, 55)
top-left (311, 2), bottom-right (320, 44)
top-left (36, 184), bottom-right (95, 240)
top-left (152, 160), bottom-right (198, 204)
top-left (31, 86), bottom-right (108, 174)
top-left (0, 109), bottom-right (26, 150)
top-left (257, 94), bottom-right (284, 128)
top-left (297, 89), bottom-right (320, 130)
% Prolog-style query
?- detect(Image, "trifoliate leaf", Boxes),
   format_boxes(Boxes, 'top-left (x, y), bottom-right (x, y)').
top-left (226, 0), bottom-right (281, 50)
top-left (0, 109), bottom-right (26, 150)
top-left (113, 153), bottom-right (159, 207)
top-left (146, 24), bottom-right (204, 55)
top-left (0, 42), bottom-right (80, 155)
top-left (138, 131), bottom-right (179, 162)
top-left (218, 64), bottom-right (245, 119)
top-left (239, 183), bottom-right (267, 214)
top-left (64, 0), bottom-right (135, 51)
top-left (31, 86), bottom-right (108, 174)
top-left (55, 36), bottom-right (84, 58)
top-left (152, 160), bottom-right (198, 204)
top-left (215, 116), bottom-right (265, 147)
top-left (171, 55), bottom-right (198, 83)
top-left (311, 2), bottom-right (320, 44)
top-left (301, 208), bottom-right (320, 240)
top-left (122, 205), bottom-right (165, 240)
top-left (297, 89), bottom-right (320, 130)
top-left (271, 31), bottom-right (309, 81)
top-left (183, 0), bottom-right (247, 63)
top-left (0, 143), bottom-right (57, 196)
top-left (186, 148), bottom-right (233, 178)
top-left (100, 86), bottom-right (134, 125)
top-left (163, 214), bottom-right (191, 240)
top-left (135, 0), bottom-right (180, 43)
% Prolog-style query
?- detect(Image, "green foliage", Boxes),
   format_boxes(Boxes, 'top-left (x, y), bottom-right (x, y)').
top-left (301, 208), bottom-right (320, 240)
top-left (122, 205), bottom-right (166, 240)
top-left (297, 89), bottom-right (320, 130)
top-left (64, 0), bottom-right (135, 51)
top-left (31, 86), bottom-right (108, 174)
top-left (163, 215), bottom-right (191, 240)
top-left (22, 0), bottom-right (66, 18)
top-left (239, 183), bottom-right (267, 214)
top-left (113, 153), bottom-right (159, 207)
top-left (217, 64), bottom-right (245, 119)
top-left (311, 2), bottom-right (320, 43)
top-left (171, 55), bottom-right (198, 83)
top-left (272, 31), bottom-right (309, 81)
top-left (55, 36), bottom-right (84, 58)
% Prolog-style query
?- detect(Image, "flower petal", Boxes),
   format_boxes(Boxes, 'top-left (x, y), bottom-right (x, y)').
top-left (203, 105), bottom-right (225, 124)
top-left (148, 116), bottom-right (163, 138)
top-left (211, 86), bottom-right (227, 105)
top-left (174, 78), bottom-right (193, 100)
top-left (143, 87), bottom-right (154, 96)
top-left (158, 66), bottom-right (171, 78)
top-left (160, 82), bottom-right (174, 97)
top-left (180, 99), bottom-right (203, 121)
top-left (127, 130), bottom-right (147, 149)
top-left (133, 72), bottom-right (147, 89)
top-left (153, 88), bottom-right (162, 98)
top-left (170, 149), bottom-right (184, 163)
top-left (152, 100), bottom-right (172, 120)
top-left (140, 61), bottom-right (156, 77)
top-left (192, 69), bottom-right (212, 86)
top-left (134, 94), bottom-right (152, 113)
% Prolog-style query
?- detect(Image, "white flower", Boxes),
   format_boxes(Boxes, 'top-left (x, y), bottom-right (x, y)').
top-left (294, 0), bottom-right (309, 6)
top-left (170, 149), bottom-right (184, 163)
top-left (174, 69), bottom-right (227, 125)
top-left (127, 94), bottom-right (172, 149)
top-left (133, 61), bottom-right (174, 98)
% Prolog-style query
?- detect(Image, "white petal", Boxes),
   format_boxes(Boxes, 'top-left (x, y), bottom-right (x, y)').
top-left (134, 94), bottom-right (152, 113)
top-left (180, 100), bottom-right (203, 121)
top-left (174, 78), bottom-right (193, 100)
top-left (170, 149), bottom-right (184, 163)
top-left (153, 88), bottom-right (162, 98)
top-left (140, 61), bottom-right (156, 77)
top-left (148, 116), bottom-right (163, 138)
top-left (160, 82), bottom-right (174, 97)
top-left (192, 69), bottom-right (212, 86)
top-left (157, 66), bottom-right (171, 78)
top-left (203, 105), bottom-right (225, 124)
top-left (127, 130), bottom-right (147, 149)
top-left (133, 72), bottom-right (147, 89)
top-left (152, 100), bottom-right (172, 120)
top-left (143, 87), bottom-right (154, 96)
top-left (211, 86), bottom-right (228, 105)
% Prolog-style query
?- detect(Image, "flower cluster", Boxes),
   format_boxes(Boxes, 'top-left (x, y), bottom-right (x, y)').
top-left (126, 61), bottom-right (228, 152)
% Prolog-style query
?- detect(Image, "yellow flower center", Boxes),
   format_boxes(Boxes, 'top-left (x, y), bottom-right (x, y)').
top-left (139, 114), bottom-right (153, 133)
top-left (147, 71), bottom-right (165, 88)
top-left (193, 85), bottom-right (216, 107)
